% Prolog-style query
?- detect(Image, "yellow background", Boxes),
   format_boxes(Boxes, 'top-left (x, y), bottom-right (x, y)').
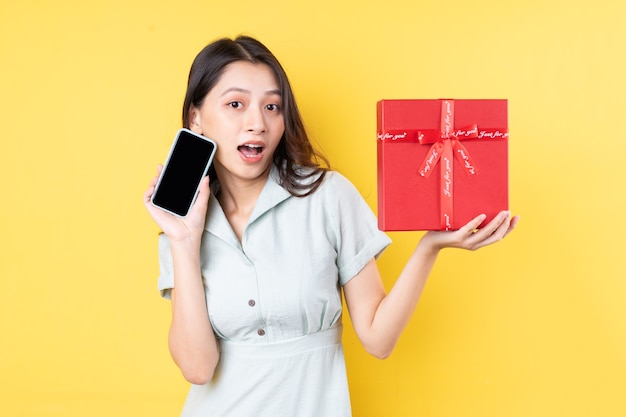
top-left (1, 0), bottom-right (625, 416)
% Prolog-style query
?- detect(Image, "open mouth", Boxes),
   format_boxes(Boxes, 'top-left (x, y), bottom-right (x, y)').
top-left (237, 144), bottom-right (264, 157)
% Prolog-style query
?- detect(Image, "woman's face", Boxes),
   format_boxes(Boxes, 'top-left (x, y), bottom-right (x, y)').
top-left (189, 61), bottom-right (285, 184)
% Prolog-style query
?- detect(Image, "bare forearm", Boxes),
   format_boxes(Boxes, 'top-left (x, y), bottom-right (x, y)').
top-left (366, 238), bottom-right (440, 357)
top-left (351, 212), bottom-right (517, 359)
top-left (168, 239), bottom-right (219, 384)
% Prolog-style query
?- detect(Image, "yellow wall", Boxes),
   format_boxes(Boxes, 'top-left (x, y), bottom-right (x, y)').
top-left (2, 0), bottom-right (625, 415)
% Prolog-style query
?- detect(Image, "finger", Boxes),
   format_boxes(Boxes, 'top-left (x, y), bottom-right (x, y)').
top-left (490, 212), bottom-right (518, 241)
top-left (502, 215), bottom-right (520, 239)
top-left (143, 185), bottom-right (155, 206)
top-left (189, 176), bottom-right (211, 214)
top-left (459, 213), bottom-right (487, 236)
top-left (471, 211), bottom-right (512, 249)
top-left (148, 165), bottom-right (165, 190)
top-left (144, 165), bottom-right (164, 205)
top-left (197, 176), bottom-right (210, 201)
top-left (148, 174), bottom-right (159, 188)
top-left (476, 210), bottom-right (509, 236)
top-left (467, 211), bottom-right (509, 246)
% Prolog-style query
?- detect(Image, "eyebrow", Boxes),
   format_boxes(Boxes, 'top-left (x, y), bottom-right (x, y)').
top-left (220, 87), bottom-right (282, 97)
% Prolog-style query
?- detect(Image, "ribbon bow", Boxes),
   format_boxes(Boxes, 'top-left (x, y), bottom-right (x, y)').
top-left (418, 100), bottom-right (479, 179)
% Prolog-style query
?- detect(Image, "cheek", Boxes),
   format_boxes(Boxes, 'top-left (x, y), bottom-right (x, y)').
top-left (211, 146), bottom-right (230, 169)
top-left (273, 117), bottom-right (285, 137)
top-left (271, 123), bottom-right (285, 148)
top-left (201, 113), bottom-right (237, 141)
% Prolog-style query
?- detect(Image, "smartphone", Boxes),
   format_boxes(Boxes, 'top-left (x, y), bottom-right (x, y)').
top-left (151, 128), bottom-right (217, 217)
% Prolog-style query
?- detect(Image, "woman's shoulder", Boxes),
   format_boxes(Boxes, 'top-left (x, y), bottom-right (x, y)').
top-left (284, 164), bottom-right (349, 192)
top-left (294, 166), bottom-right (350, 191)
top-left (311, 169), bottom-right (365, 204)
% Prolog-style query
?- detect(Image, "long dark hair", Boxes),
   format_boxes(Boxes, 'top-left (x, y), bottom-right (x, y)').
top-left (182, 36), bottom-right (329, 197)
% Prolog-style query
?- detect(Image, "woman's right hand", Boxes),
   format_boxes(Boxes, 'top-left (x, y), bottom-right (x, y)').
top-left (143, 165), bottom-right (211, 243)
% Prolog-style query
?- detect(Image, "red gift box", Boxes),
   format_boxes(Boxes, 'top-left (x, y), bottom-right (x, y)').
top-left (377, 99), bottom-right (509, 231)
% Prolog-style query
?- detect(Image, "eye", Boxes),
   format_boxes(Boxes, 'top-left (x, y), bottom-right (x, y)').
top-left (228, 101), bottom-right (243, 109)
top-left (266, 103), bottom-right (280, 112)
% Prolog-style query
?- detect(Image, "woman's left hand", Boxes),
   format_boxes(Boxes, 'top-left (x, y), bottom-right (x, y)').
top-left (421, 210), bottom-right (520, 252)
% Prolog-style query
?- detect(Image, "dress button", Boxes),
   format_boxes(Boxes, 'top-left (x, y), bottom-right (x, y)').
top-left (248, 299), bottom-right (256, 307)
top-left (257, 329), bottom-right (265, 336)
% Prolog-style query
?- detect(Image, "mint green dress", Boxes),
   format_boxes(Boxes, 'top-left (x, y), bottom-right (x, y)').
top-left (158, 167), bottom-right (391, 417)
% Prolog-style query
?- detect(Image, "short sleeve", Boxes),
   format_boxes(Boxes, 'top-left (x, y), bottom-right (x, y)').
top-left (157, 233), bottom-right (174, 299)
top-left (325, 172), bottom-right (392, 286)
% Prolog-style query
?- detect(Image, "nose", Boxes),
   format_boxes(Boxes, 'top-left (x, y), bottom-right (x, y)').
top-left (245, 106), bottom-right (267, 134)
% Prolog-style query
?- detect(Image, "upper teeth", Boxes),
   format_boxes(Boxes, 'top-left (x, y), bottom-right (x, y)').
top-left (244, 144), bottom-right (262, 148)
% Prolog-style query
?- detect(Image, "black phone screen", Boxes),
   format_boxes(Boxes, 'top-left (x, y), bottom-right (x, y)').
top-left (151, 129), bottom-right (216, 217)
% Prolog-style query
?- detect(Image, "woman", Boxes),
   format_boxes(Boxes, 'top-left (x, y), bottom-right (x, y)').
top-left (143, 35), bottom-right (518, 417)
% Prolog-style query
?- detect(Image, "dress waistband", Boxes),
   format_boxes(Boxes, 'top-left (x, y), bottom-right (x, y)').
top-left (219, 325), bottom-right (342, 359)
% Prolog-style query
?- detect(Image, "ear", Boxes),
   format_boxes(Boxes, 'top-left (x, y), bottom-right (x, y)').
top-left (188, 106), bottom-right (203, 134)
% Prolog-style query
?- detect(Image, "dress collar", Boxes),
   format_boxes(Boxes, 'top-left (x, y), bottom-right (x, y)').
top-left (203, 165), bottom-right (292, 244)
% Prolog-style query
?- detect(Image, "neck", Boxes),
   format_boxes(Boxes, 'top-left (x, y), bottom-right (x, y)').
top-left (214, 165), bottom-right (271, 233)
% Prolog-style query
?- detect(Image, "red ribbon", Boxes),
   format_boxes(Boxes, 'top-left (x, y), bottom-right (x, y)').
top-left (377, 99), bottom-right (509, 230)
top-left (418, 100), bottom-right (480, 230)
